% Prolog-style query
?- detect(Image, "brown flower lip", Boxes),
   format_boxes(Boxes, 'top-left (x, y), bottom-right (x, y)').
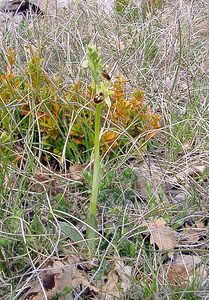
top-left (93, 92), bottom-right (104, 104)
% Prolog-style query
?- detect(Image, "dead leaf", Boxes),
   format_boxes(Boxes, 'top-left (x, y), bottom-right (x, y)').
top-left (101, 270), bottom-right (120, 300)
top-left (115, 260), bottom-right (132, 292)
top-left (69, 164), bottom-right (85, 181)
top-left (71, 265), bottom-right (99, 293)
top-left (163, 255), bottom-right (207, 285)
top-left (195, 221), bottom-right (205, 229)
top-left (172, 191), bottom-right (187, 203)
top-left (182, 141), bottom-right (193, 152)
top-left (24, 42), bottom-right (38, 57)
top-left (148, 218), bottom-right (178, 254)
top-left (133, 162), bottom-right (169, 203)
top-left (178, 227), bottom-right (208, 246)
top-left (176, 163), bottom-right (207, 180)
top-left (31, 171), bottom-right (63, 196)
top-left (110, 34), bottom-right (125, 51)
top-left (22, 256), bottom-right (76, 299)
top-left (22, 255), bottom-right (98, 300)
top-left (95, 260), bottom-right (132, 300)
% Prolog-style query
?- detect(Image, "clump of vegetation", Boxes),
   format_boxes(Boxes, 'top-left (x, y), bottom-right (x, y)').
top-left (0, 48), bottom-right (160, 167)
top-left (114, 0), bottom-right (165, 20)
top-left (142, 0), bottom-right (165, 17)
top-left (114, 0), bottom-right (140, 21)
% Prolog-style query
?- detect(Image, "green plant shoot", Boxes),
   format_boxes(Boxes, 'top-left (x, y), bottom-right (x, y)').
top-left (83, 45), bottom-right (112, 252)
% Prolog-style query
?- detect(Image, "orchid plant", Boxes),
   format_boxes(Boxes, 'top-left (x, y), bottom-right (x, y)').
top-left (82, 45), bottom-right (113, 251)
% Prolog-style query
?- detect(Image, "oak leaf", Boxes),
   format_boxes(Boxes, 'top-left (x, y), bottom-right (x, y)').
top-left (148, 218), bottom-right (177, 252)
top-left (163, 255), bottom-right (207, 285)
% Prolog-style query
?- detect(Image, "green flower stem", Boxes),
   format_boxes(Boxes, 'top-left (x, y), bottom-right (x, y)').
top-left (84, 44), bottom-right (105, 252)
top-left (86, 102), bottom-right (103, 252)
top-left (90, 103), bottom-right (102, 216)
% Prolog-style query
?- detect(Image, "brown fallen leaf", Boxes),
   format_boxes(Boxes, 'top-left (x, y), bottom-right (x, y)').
top-left (71, 269), bottom-right (98, 291)
top-left (96, 260), bottom-right (132, 300)
top-left (24, 42), bottom-right (38, 57)
top-left (178, 227), bottom-right (208, 246)
top-left (69, 164), bottom-right (85, 181)
top-left (163, 255), bottom-right (207, 285)
top-left (31, 171), bottom-right (63, 196)
top-left (110, 34), bottom-right (125, 51)
top-left (101, 270), bottom-right (120, 300)
top-left (176, 163), bottom-right (207, 180)
top-left (22, 256), bottom-right (76, 300)
top-left (148, 218), bottom-right (178, 254)
top-left (133, 162), bottom-right (169, 203)
top-left (22, 255), bottom-right (98, 300)
top-left (115, 260), bottom-right (132, 293)
top-left (195, 221), bottom-right (205, 229)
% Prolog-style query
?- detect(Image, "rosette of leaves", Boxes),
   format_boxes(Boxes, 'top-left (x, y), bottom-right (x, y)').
top-left (100, 75), bottom-right (160, 152)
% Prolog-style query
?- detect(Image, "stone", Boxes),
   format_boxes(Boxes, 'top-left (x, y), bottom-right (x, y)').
top-left (0, 0), bottom-right (26, 11)
top-left (31, 0), bottom-right (70, 15)
top-left (0, 0), bottom-right (70, 15)
top-left (29, 0), bottom-right (57, 15)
